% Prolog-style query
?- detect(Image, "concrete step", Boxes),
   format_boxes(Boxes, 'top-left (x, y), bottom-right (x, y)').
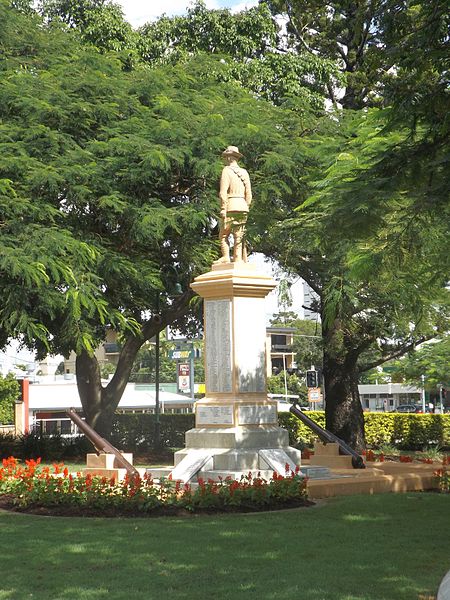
top-left (198, 469), bottom-right (276, 482)
top-left (300, 466), bottom-right (333, 479)
top-left (309, 454), bottom-right (354, 469)
top-left (307, 466), bottom-right (438, 499)
top-left (313, 442), bottom-right (340, 457)
top-left (145, 468), bottom-right (172, 480)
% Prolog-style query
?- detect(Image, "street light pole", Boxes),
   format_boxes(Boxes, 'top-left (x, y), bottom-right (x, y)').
top-left (421, 374), bottom-right (426, 413)
top-left (153, 273), bottom-right (183, 451)
top-left (154, 293), bottom-right (161, 450)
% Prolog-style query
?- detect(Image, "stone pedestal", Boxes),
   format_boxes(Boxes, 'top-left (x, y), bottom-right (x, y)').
top-left (169, 262), bottom-right (301, 482)
top-left (83, 452), bottom-right (145, 482)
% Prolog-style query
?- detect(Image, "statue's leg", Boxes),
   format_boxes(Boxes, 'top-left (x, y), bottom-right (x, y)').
top-left (233, 224), bottom-right (244, 263)
top-left (232, 213), bottom-right (248, 263)
top-left (214, 220), bottom-right (231, 263)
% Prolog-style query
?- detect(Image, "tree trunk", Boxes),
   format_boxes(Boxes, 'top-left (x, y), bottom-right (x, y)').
top-left (75, 335), bottom-right (143, 439)
top-left (322, 320), bottom-right (366, 452)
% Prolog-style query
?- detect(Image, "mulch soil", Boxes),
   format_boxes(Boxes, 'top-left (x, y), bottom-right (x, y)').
top-left (0, 494), bottom-right (314, 518)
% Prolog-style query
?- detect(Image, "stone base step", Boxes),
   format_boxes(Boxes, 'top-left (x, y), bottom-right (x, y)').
top-left (309, 454), bottom-right (354, 469)
top-left (197, 468), bottom-right (337, 481)
top-left (145, 468), bottom-right (172, 480)
top-left (307, 463), bottom-right (439, 498)
top-left (83, 466), bottom-right (146, 482)
top-left (313, 442), bottom-right (341, 457)
top-left (145, 465), bottom-right (334, 482)
top-left (300, 466), bottom-right (333, 479)
top-left (198, 469), bottom-right (276, 481)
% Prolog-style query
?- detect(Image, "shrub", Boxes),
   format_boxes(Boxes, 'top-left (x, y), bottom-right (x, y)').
top-left (0, 374), bottom-right (20, 425)
top-left (2, 411), bottom-right (449, 462)
top-left (364, 413), bottom-right (450, 449)
top-left (0, 432), bottom-right (91, 461)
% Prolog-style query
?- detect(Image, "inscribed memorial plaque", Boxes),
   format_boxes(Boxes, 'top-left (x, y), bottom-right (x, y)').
top-left (205, 299), bottom-right (232, 393)
top-left (234, 297), bottom-right (266, 393)
top-left (196, 405), bottom-right (234, 426)
top-left (259, 449), bottom-right (298, 475)
top-left (238, 404), bottom-right (277, 425)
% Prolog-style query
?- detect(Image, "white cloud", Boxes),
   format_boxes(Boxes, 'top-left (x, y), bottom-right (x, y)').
top-left (229, 0), bottom-right (258, 13)
top-left (118, 0), bottom-right (219, 27)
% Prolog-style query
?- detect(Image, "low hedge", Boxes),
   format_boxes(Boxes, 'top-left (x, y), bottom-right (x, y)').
top-left (110, 413), bottom-right (194, 452)
top-left (279, 411), bottom-right (450, 450)
top-left (1, 411), bottom-right (449, 460)
top-left (363, 412), bottom-right (450, 449)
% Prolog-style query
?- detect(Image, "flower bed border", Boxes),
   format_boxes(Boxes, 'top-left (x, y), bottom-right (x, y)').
top-left (0, 457), bottom-right (311, 517)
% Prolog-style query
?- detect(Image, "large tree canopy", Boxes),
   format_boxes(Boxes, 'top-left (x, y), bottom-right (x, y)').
top-left (0, 0), bottom-right (314, 434)
top-left (2, 0), bottom-right (448, 448)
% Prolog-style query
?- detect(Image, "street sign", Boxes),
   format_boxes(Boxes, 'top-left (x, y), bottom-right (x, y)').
top-left (169, 349), bottom-right (194, 360)
top-left (178, 363), bottom-right (190, 393)
top-left (308, 387), bottom-right (322, 403)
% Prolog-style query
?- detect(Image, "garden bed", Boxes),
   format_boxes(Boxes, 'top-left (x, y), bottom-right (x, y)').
top-left (0, 457), bottom-right (312, 517)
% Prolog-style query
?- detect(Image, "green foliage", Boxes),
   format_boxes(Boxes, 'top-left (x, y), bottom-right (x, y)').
top-left (137, 1), bottom-right (339, 112)
top-left (278, 411), bottom-right (450, 450)
top-left (0, 374), bottom-right (20, 424)
top-left (37, 0), bottom-right (138, 57)
top-left (389, 337), bottom-right (450, 390)
top-left (278, 411), bottom-right (326, 446)
top-left (0, 0), bottom-right (314, 351)
top-left (0, 431), bottom-right (91, 460)
top-left (99, 362), bottom-right (116, 379)
top-left (363, 413), bottom-right (450, 450)
top-left (421, 445), bottom-right (443, 461)
top-left (267, 372), bottom-right (307, 403)
top-left (110, 414), bottom-right (195, 452)
top-left (266, 0), bottom-right (388, 109)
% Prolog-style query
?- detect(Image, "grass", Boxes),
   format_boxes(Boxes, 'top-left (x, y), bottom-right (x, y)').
top-left (0, 493), bottom-right (448, 600)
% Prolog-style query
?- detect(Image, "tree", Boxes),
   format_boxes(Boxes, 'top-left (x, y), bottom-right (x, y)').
top-left (0, 374), bottom-right (20, 424)
top-left (138, 1), bottom-right (340, 113)
top-left (38, 0), bottom-right (138, 55)
top-left (0, 2), bottom-right (119, 353)
top-left (389, 337), bottom-right (450, 391)
top-left (267, 371), bottom-right (307, 404)
top-left (265, 0), bottom-right (390, 109)
top-left (269, 312), bottom-right (322, 373)
top-left (0, 2), bottom-right (313, 436)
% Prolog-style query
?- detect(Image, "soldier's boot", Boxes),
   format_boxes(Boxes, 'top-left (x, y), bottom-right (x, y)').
top-left (214, 237), bottom-right (231, 264)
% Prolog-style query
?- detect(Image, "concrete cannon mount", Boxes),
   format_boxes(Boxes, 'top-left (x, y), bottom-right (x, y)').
top-left (145, 441), bottom-right (442, 498)
top-left (303, 442), bottom-right (441, 499)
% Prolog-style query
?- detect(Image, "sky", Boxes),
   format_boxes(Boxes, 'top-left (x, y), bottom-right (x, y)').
top-left (115, 0), bottom-right (258, 27)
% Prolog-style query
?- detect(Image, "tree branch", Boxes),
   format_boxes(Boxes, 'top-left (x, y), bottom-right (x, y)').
top-left (359, 335), bottom-right (434, 372)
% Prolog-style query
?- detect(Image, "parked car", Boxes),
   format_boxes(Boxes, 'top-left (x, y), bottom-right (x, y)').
top-left (393, 404), bottom-right (419, 413)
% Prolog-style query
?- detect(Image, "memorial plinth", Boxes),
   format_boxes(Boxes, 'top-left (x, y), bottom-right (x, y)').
top-left (171, 262), bottom-right (302, 481)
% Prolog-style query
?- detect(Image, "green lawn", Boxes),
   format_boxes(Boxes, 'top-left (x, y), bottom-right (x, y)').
top-left (0, 493), bottom-right (447, 600)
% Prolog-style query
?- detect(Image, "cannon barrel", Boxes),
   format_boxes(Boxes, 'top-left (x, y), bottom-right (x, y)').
top-left (67, 408), bottom-right (140, 477)
top-left (289, 404), bottom-right (365, 469)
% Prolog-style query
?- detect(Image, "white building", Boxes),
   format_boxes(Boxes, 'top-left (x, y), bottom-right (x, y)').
top-left (359, 383), bottom-right (421, 412)
top-left (28, 381), bottom-right (195, 435)
top-left (302, 281), bottom-right (320, 322)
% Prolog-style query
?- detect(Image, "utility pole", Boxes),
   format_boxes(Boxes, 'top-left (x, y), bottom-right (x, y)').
top-left (421, 374), bottom-right (426, 413)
